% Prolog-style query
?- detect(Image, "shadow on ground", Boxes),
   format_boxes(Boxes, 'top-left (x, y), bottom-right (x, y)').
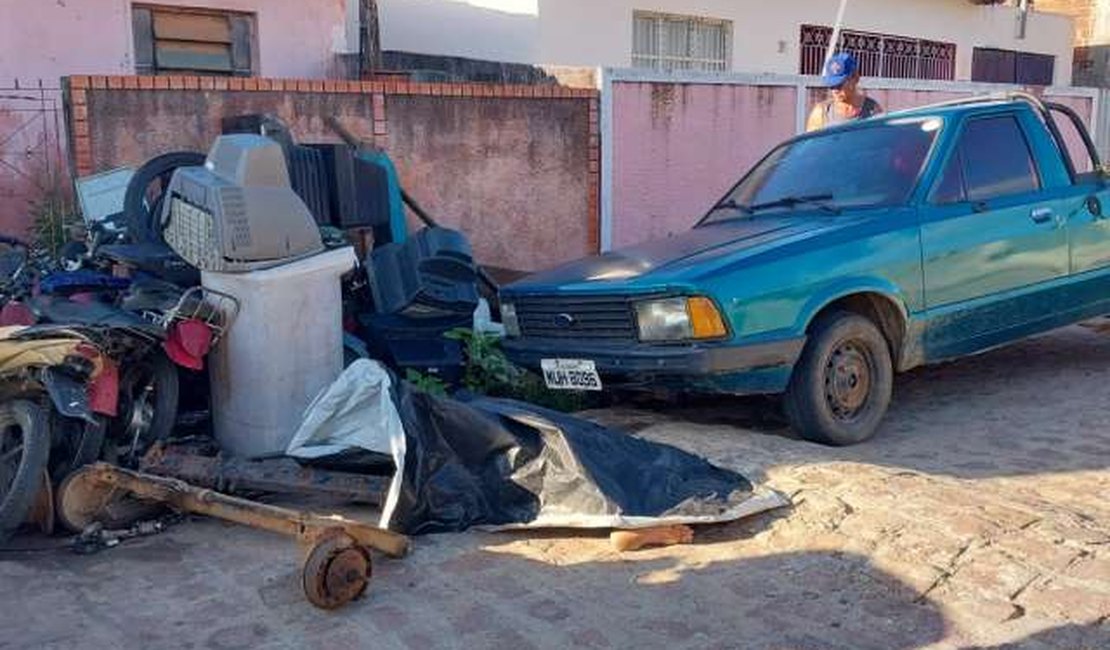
top-left (601, 325), bottom-right (1110, 480)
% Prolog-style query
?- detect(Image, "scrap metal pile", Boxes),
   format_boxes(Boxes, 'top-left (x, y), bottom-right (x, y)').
top-left (0, 115), bottom-right (785, 610)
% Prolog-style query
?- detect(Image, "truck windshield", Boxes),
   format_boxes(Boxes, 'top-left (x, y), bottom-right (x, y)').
top-left (703, 119), bottom-right (940, 223)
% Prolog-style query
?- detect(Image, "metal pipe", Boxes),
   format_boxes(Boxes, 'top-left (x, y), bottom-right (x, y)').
top-left (70, 463), bottom-right (410, 558)
top-left (823, 0), bottom-right (851, 70)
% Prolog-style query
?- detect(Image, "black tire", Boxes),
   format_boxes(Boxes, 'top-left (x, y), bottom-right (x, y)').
top-left (784, 311), bottom-right (893, 446)
top-left (116, 352), bottom-right (180, 462)
top-left (123, 151), bottom-right (206, 244)
top-left (50, 415), bottom-right (106, 481)
top-left (0, 400), bottom-right (51, 543)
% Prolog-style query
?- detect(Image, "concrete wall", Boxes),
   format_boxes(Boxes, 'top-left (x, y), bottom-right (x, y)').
top-left (386, 95), bottom-right (591, 269)
top-left (604, 71), bottom-right (1099, 251)
top-left (65, 75), bottom-right (599, 271)
top-left (0, 0), bottom-right (350, 85)
top-left (378, 0), bottom-right (540, 65)
top-left (610, 82), bottom-right (797, 248)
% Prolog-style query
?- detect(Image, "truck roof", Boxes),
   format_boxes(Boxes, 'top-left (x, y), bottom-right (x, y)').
top-left (883, 98), bottom-right (1024, 121)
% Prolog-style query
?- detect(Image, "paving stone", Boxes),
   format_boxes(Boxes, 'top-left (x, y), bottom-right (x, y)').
top-left (5, 326), bottom-right (1110, 648)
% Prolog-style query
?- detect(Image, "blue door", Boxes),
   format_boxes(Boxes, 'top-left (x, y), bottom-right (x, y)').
top-left (919, 112), bottom-right (1070, 359)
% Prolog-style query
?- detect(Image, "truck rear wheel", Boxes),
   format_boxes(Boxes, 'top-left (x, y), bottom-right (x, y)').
top-left (784, 311), bottom-right (893, 446)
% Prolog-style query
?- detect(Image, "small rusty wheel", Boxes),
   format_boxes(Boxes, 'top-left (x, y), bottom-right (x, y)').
top-left (55, 465), bottom-right (164, 532)
top-left (302, 531), bottom-right (372, 610)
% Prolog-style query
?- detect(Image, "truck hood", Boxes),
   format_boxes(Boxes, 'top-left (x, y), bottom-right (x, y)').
top-left (509, 214), bottom-right (851, 291)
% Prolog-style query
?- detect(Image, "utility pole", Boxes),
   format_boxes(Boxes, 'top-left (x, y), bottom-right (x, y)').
top-left (361, 0), bottom-right (383, 78)
top-left (824, 0), bottom-right (850, 69)
top-left (1016, 0), bottom-right (1031, 40)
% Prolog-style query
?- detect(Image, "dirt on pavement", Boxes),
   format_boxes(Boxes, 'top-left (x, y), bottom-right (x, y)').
top-left (2, 325), bottom-right (1109, 649)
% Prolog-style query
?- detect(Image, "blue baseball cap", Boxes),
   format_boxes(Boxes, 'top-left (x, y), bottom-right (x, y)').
top-left (823, 52), bottom-right (859, 88)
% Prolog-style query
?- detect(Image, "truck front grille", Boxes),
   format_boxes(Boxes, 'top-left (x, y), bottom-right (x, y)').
top-left (514, 295), bottom-right (638, 341)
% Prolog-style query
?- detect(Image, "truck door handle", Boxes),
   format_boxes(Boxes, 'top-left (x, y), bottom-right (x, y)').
top-left (1031, 207), bottom-right (1054, 224)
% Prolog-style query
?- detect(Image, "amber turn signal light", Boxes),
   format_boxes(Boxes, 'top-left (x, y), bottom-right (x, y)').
top-left (687, 297), bottom-right (728, 339)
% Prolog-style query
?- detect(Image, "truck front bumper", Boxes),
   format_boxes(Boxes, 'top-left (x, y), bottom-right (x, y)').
top-left (502, 336), bottom-right (806, 395)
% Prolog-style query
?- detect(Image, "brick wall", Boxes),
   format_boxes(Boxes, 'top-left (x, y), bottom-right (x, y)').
top-left (64, 75), bottom-right (599, 271)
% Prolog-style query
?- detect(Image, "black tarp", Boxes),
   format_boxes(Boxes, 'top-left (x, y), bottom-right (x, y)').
top-left (287, 360), bottom-right (786, 535)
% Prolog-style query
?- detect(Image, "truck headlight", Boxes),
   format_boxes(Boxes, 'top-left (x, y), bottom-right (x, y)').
top-left (501, 301), bottom-right (520, 338)
top-left (635, 296), bottom-right (727, 342)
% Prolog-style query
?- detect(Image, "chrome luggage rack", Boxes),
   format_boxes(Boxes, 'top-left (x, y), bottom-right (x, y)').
top-left (143, 286), bottom-right (241, 347)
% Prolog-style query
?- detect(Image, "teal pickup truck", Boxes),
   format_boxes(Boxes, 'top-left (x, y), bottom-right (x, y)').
top-left (500, 93), bottom-right (1109, 446)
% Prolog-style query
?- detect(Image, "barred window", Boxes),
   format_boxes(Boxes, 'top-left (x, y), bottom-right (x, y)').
top-left (800, 25), bottom-right (955, 81)
top-left (633, 11), bottom-right (731, 72)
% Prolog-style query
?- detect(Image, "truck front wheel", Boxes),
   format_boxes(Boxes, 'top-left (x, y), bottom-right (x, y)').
top-left (784, 311), bottom-right (893, 446)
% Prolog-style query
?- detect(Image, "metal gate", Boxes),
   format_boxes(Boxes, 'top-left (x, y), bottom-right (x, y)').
top-left (800, 25), bottom-right (956, 81)
top-left (0, 79), bottom-right (68, 239)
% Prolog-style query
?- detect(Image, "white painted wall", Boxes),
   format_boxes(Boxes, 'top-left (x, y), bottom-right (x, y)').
top-left (377, 0), bottom-right (540, 64)
top-left (379, 0), bottom-right (1075, 83)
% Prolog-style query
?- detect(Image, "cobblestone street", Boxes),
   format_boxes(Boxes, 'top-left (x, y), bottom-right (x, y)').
top-left (3, 325), bottom-right (1110, 649)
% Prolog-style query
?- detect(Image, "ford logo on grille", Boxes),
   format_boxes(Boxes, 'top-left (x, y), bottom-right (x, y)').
top-left (554, 313), bottom-right (576, 329)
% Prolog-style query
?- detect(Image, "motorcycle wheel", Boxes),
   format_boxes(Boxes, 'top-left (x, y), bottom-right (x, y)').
top-left (0, 400), bottom-right (50, 543)
top-left (116, 352), bottom-right (180, 463)
top-left (49, 415), bottom-right (106, 482)
top-left (122, 151), bottom-right (206, 244)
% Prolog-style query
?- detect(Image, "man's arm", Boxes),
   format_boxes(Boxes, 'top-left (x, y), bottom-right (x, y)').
top-left (805, 104), bottom-right (825, 132)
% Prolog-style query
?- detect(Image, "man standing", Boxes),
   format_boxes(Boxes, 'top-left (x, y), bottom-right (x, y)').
top-left (806, 52), bottom-right (883, 132)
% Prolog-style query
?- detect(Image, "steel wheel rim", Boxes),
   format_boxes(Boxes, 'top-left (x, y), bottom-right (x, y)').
top-left (823, 339), bottom-right (874, 422)
top-left (121, 365), bottom-right (158, 459)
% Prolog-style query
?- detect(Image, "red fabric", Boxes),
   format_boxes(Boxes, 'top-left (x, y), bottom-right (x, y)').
top-left (87, 356), bottom-right (119, 417)
top-left (0, 301), bottom-right (35, 326)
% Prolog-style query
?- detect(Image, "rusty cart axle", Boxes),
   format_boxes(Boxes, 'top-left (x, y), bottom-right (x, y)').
top-left (57, 463), bottom-right (409, 609)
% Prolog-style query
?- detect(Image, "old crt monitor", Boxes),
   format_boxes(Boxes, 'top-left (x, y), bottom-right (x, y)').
top-left (162, 134), bottom-right (324, 272)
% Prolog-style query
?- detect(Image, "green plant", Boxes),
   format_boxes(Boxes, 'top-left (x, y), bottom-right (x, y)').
top-left (444, 327), bottom-right (600, 412)
top-left (444, 327), bottom-right (519, 394)
top-left (28, 182), bottom-right (78, 256)
top-left (404, 368), bottom-right (448, 396)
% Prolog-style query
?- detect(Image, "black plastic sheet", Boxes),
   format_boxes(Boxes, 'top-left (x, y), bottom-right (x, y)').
top-left (287, 361), bottom-right (786, 536)
top-left (386, 381), bottom-right (777, 535)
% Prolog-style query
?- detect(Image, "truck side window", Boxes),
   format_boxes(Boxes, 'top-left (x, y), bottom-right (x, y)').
top-left (930, 148), bottom-right (966, 204)
top-left (961, 116), bottom-right (1041, 202)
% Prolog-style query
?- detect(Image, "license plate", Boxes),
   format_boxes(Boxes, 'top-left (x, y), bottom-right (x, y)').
top-left (541, 359), bottom-right (602, 391)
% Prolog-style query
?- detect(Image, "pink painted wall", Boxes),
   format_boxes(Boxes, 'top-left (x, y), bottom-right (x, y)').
top-left (0, 0), bottom-right (349, 86)
top-left (611, 82), bottom-right (798, 249)
top-left (0, 0), bottom-right (348, 237)
top-left (612, 81), bottom-right (1096, 250)
top-left (0, 84), bottom-right (65, 236)
top-left (69, 80), bottom-right (596, 272)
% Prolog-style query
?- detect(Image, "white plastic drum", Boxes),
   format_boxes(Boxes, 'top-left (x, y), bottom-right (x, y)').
top-left (203, 247), bottom-right (357, 458)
